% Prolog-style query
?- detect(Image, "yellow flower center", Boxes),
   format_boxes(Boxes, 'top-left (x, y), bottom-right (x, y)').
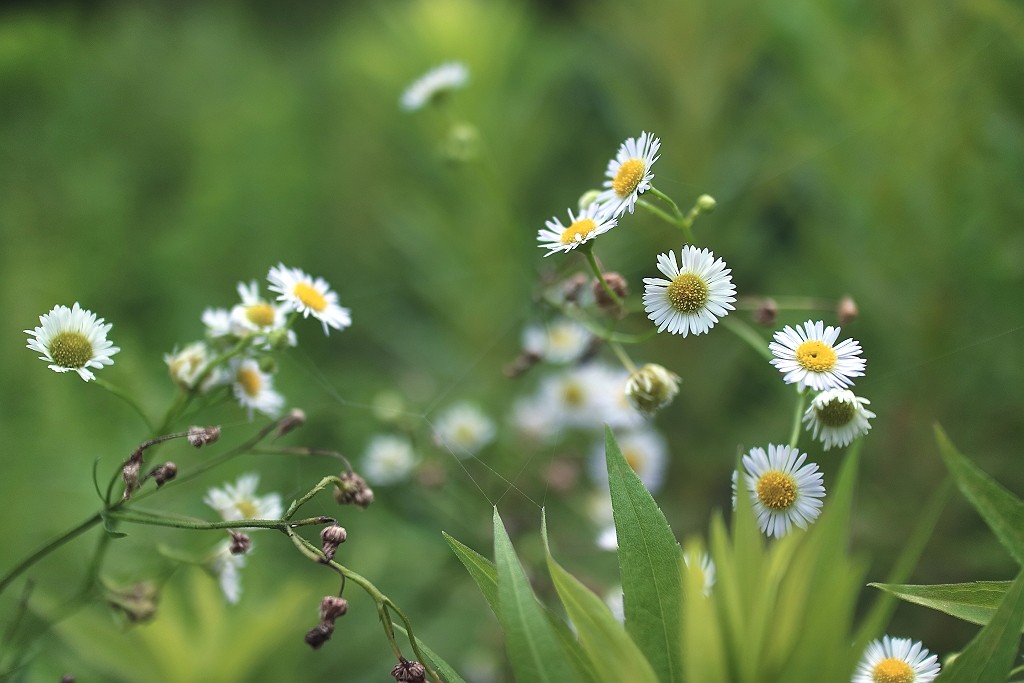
top-left (756, 471), bottom-right (797, 511)
top-left (562, 382), bottom-right (585, 407)
top-left (236, 500), bottom-right (260, 519)
top-left (237, 367), bottom-right (263, 398)
top-left (559, 218), bottom-right (597, 245)
top-left (453, 424), bottom-right (475, 445)
top-left (245, 303), bottom-right (276, 327)
top-left (612, 159), bottom-right (646, 197)
top-left (667, 273), bottom-right (709, 313)
top-left (293, 282), bottom-right (327, 312)
top-left (816, 398), bottom-right (855, 427)
top-left (48, 331), bottom-right (94, 369)
top-left (796, 340), bottom-right (837, 373)
top-left (872, 657), bottom-right (914, 683)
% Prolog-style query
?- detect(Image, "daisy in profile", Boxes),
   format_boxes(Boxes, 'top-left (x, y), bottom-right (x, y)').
top-left (803, 389), bottom-right (876, 450)
top-left (25, 303), bottom-right (120, 381)
top-left (400, 61), bottom-right (469, 112)
top-left (853, 635), bottom-right (940, 683)
top-left (208, 541), bottom-right (247, 604)
top-left (164, 341), bottom-right (226, 393)
top-left (231, 359), bottom-right (284, 419)
top-left (537, 202), bottom-right (618, 256)
top-left (432, 402), bottom-right (496, 459)
top-left (769, 320), bottom-right (865, 391)
top-left (733, 444), bottom-right (825, 538)
top-left (595, 131), bottom-right (660, 217)
top-left (521, 317), bottom-right (591, 364)
top-left (589, 428), bottom-right (669, 494)
top-left (362, 434), bottom-right (418, 485)
top-left (204, 473), bottom-right (283, 522)
top-left (642, 246), bottom-right (736, 336)
top-left (267, 264), bottom-right (351, 336)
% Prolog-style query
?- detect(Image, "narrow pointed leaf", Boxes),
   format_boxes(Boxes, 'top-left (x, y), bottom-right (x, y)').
top-left (493, 507), bottom-right (582, 683)
top-left (604, 426), bottom-right (682, 683)
top-left (869, 581), bottom-right (1020, 630)
top-left (937, 569), bottom-right (1024, 682)
top-left (444, 532), bottom-right (499, 615)
top-left (542, 512), bottom-right (658, 683)
top-left (935, 425), bottom-right (1024, 565)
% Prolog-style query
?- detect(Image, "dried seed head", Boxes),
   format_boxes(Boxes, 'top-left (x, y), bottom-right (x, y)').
top-left (837, 296), bottom-right (858, 324)
top-left (304, 621), bottom-right (334, 650)
top-left (187, 425), bottom-right (221, 448)
top-left (391, 659), bottom-right (427, 682)
top-left (275, 409), bottom-right (306, 438)
top-left (592, 271), bottom-right (629, 311)
top-left (229, 531), bottom-right (252, 555)
top-left (319, 595), bottom-right (349, 622)
top-left (320, 524), bottom-right (348, 561)
top-left (121, 459), bottom-right (141, 501)
top-left (754, 297), bottom-right (778, 326)
top-left (150, 462), bottom-right (177, 487)
top-left (333, 471), bottom-right (374, 509)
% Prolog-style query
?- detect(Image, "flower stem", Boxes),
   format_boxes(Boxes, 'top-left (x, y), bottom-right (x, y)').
top-left (609, 341), bottom-right (638, 375)
top-left (108, 510), bottom-right (330, 531)
top-left (721, 317), bottom-right (773, 361)
top-left (0, 513), bottom-right (102, 596)
top-left (648, 186), bottom-right (697, 243)
top-left (788, 389), bottom-right (807, 448)
top-left (582, 245), bottom-right (623, 311)
top-left (93, 378), bottom-right (155, 432)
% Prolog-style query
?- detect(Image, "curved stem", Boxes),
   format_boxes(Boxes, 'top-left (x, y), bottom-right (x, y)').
top-left (608, 341), bottom-right (638, 375)
top-left (788, 389), bottom-right (808, 448)
top-left (721, 317), bottom-right (773, 361)
top-left (109, 510), bottom-right (330, 531)
top-left (582, 245), bottom-right (623, 311)
top-left (93, 378), bottom-right (154, 432)
top-left (285, 475), bottom-right (344, 520)
top-left (0, 513), bottom-right (102, 596)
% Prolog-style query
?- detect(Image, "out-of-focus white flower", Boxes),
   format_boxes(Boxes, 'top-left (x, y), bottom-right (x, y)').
top-left (537, 203), bottom-right (618, 256)
top-left (204, 473), bottom-right (283, 522)
top-left (683, 550), bottom-right (717, 596)
top-left (362, 434), bottom-right (418, 485)
top-left (400, 62), bottom-right (469, 112)
top-left (164, 341), bottom-right (226, 393)
top-left (231, 359), bottom-right (284, 419)
top-left (521, 318), bottom-right (591, 364)
top-left (590, 428), bottom-right (669, 494)
top-left (25, 303), bottom-right (120, 381)
top-left (433, 402), bottom-right (496, 459)
top-left (208, 541), bottom-right (246, 604)
top-left (201, 307), bottom-right (234, 339)
top-left (230, 280), bottom-right (295, 346)
top-left (267, 264), bottom-right (351, 336)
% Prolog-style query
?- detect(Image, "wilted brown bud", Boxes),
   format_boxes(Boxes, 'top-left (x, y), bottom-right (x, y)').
top-left (229, 531), bottom-right (252, 555)
top-left (187, 425), bottom-right (220, 448)
top-left (391, 659), bottom-right (427, 682)
top-left (753, 297), bottom-right (778, 326)
top-left (503, 350), bottom-right (542, 379)
top-left (560, 273), bottom-right (589, 304)
top-left (106, 582), bottom-right (159, 624)
top-left (121, 459), bottom-right (141, 501)
top-left (837, 296), bottom-right (858, 324)
top-left (592, 271), bottom-right (629, 311)
top-left (319, 595), bottom-right (349, 622)
top-left (333, 471), bottom-right (374, 509)
top-left (304, 621), bottom-right (334, 649)
top-left (275, 409), bottom-right (306, 438)
top-left (320, 524), bottom-right (348, 561)
top-left (150, 462), bottom-right (177, 487)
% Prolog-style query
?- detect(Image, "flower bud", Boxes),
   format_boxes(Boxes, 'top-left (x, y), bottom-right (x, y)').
top-left (187, 425), bottom-right (220, 448)
top-left (592, 272), bottom-right (629, 311)
top-left (319, 595), bottom-right (349, 622)
top-left (304, 621), bottom-right (334, 649)
top-left (754, 297), bottom-right (778, 326)
top-left (837, 296), bottom-right (858, 324)
top-left (624, 363), bottom-right (681, 416)
top-left (391, 659), bottom-right (427, 682)
top-left (229, 531), bottom-right (252, 555)
top-left (320, 524), bottom-right (348, 561)
top-left (275, 409), bottom-right (306, 438)
top-left (577, 189), bottom-right (602, 213)
top-left (333, 471), bottom-right (375, 509)
top-left (696, 194), bottom-right (717, 212)
top-left (150, 462), bottom-right (177, 487)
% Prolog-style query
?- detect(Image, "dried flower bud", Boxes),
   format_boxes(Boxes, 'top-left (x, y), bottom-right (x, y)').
top-left (229, 531), bottom-right (252, 555)
top-left (319, 595), bottom-right (349, 622)
top-left (275, 409), bottom-right (306, 438)
top-left (121, 459), bottom-right (141, 501)
top-left (592, 271), bottom-right (629, 311)
top-left (333, 471), bottom-right (375, 509)
top-left (320, 524), bottom-right (348, 561)
top-left (625, 363), bottom-right (681, 416)
top-left (391, 659), bottom-right (427, 682)
top-left (503, 350), bottom-right (542, 379)
top-left (560, 273), bottom-right (588, 304)
top-left (150, 462), bottom-right (177, 487)
top-left (304, 621), bottom-right (334, 649)
top-left (753, 297), bottom-right (778, 326)
top-left (696, 194), bottom-right (717, 212)
top-left (187, 425), bottom-right (220, 448)
top-left (837, 296), bottom-right (858, 324)
top-left (106, 582), bottom-right (159, 624)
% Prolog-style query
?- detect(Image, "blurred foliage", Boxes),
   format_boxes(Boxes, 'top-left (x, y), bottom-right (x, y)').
top-left (0, 0), bottom-right (1022, 680)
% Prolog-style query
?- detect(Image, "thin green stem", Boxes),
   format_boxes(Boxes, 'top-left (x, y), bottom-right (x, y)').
top-left (637, 199), bottom-right (678, 226)
top-left (647, 186), bottom-right (697, 243)
top-left (721, 317), bottom-right (773, 361)
top-left (582, 246), bottom-right (624, 311)
top-left (608, 341), bottom-right (638, 374)
top-left (285, 475), bottom-right (344, 520)
top-left (386, 598), bottom-right (443, 683)
top-left (788, 389), bottom-right (808, 448)
top-left (94, 378), bottom-right (154, 432)
top-left (108, 510), bottom-right (329, 531)
top-left (0, 513), bottom-right (102, 596)
top-left (79, 531), bottom-right (111, 596)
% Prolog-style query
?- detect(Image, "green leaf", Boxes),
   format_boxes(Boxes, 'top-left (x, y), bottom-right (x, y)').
top-left (443, 532), bottom-right (499, 615)
top-left (938, 568), bottom-right (1024, 683)
top-left (869, 581), bottom-right (1019, 630)
top-left (542, 511), bottom-right (658, 683)
top-left (935, 424), bottom-right (1024, 565)
top-left (492, 507), bottom-right (582, 683)
top-left (100, 512), bottom-right (127, 538)
top-left (604, 425), bottom-right (683, 683)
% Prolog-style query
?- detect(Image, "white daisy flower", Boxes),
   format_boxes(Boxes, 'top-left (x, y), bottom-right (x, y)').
top-left (803, 389), bottom-right (876, 450)
top-left (595, 131), bottom-right (660, 217)
top-left (267, 264), bottom-right (351, 336)
top-left (229, 280), bottom-right (295, 346)
top-left (733, 444), bottom-right (825, 538)
top-left (204, 473), bottom-right (283, 522)
top-left (25, 302), bottom-right (120, 382)
top-left (521, 317), bottom-right (592, 364)
top-left (361, 434), bottom-right (418, 485)
top-left (231, 359), bottom-right (285, 419)
top-left (400, 61), bottom-right (469, 112)
top-left (589, 428), bottom-right (668, 494)
top-left (208, 541), bottom-right (246, 604)
top-left (682, 550), bottom-right (716, 596)
top-left (769, 320), bottom-right (865, 391)
top-left (643, 246), bottom-right (736, 336)
top-left (510, 395), bottom-right (562, 444)
top-left (164, 341), bottom-right (227, 393)
top-left (853, 635), bottom-right (940, 683)
top-left (433, 402), bottom-right (496, 459)
top-left (201, 307), bottom-right (235, 339)
top-left (537, 202), bottom-right (618, 256)
top-left (541, 363), bottom-right (640, 431)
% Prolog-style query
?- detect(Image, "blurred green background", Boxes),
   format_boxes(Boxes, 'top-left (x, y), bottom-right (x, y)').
top-left (1, 0), bottom-right (1022, 680)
